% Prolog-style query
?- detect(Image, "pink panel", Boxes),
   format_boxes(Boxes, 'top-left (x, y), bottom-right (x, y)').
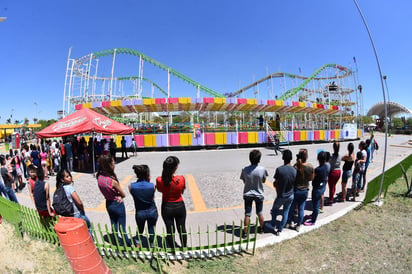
top-left (238, 132), bottom-right (248, 144)
top-left (293, 131), bottom-right (300, 141)
top-left (204, 133), bottom-right (215, 145)
top-left (168, 133), bottom-right (180, 146)
top-left (134, 135), bottom-right (144, 147)
top-left (314, 131), bottom-right (320, 140)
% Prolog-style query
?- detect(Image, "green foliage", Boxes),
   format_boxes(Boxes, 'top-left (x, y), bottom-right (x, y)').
top-left (392, 117), bottom-right (403, 128)
top-left (361, 115), bottom-right (374, 124)
top-left (37, 119), bottom-right (57, 130)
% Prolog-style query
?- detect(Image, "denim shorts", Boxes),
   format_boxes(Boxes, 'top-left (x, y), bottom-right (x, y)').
top-left (244, 196), bottom-right (264, 216)
top-left (342, 170), bottom-right (352, 184)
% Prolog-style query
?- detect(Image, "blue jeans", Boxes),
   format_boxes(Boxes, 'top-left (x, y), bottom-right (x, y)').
top-left (287, 188), bottom-right (308, 226)
top-left (4, 187), bottom-right (18, 204)
top-left (135, 206), bottom-right (158, 244)
top-left (106, 200), bottom-right (130, 245)
top-left (0, 182), bottom-right (9, 199)
top-left (74, 212), bottom-right (92, 236)
top-left (311, 184), bottom-right (326, 224)
top-left (271, 194), bottom-right (294, 232)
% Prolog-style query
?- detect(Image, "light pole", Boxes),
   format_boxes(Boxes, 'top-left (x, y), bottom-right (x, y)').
top-left (357, 84), bottom-right (362, 127)
top-left (34, 102), bottom-right (38, 123)
top-left (353, 0), bottom-right (388, 206)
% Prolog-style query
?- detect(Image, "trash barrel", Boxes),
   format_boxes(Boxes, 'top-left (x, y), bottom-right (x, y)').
top-left (54, 217), bottom-right (111, 274)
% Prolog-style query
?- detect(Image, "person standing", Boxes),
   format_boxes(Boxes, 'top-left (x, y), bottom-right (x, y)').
top-left (361, 139), bottom-right (371, 191)
top-left (240, 149), bottom-right (268, 237)
top-left (33, 167), bottom-right (55, 223)
top-left (109, 138), bottom-right (117, 161)
top-left (270, 149), bottom-right (296, 236)
top-left (341, 143), bottom-right (355, 202)
top-left (30, 145), bottom-right (41, 169)
top-left (286, 149), bottom-right (313, 232)
top-left (64, 139), bottom-right (73, 172)
top-left (129, 164), bottom-right (158, 247)
top-left (304, 151), bottom-right (328, 226)
top-left (357, 141), bottom-right (367, 191)
top-left (369, 134), bottom-right (377, 163)
top-left (121, 136), bottom-right (128, 159)
top-left (97, 155), bottom-right (130, 246)
top-left (156, 156), bottom-right (187, 248)
top-left (1, 156), bottom-right (19, 203)
top-left (327, 141), bottom-right (341, 204)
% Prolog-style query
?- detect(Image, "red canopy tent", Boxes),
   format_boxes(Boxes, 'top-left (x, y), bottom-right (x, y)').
top-left (36, 108), bottom-right (134, 174)
top-left (36, 108), bottom-right (134, 138)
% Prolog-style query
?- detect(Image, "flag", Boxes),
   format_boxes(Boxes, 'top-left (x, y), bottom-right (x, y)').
top-left (353, 57), bottom-right (356, 63)
top-left (299, 67), bottom-right (302, 73)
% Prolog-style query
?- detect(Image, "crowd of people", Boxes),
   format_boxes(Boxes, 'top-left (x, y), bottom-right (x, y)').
top-left (240, 134), bottom-right (378, 236)
top-left (0, 133), bottom-right (378, 246)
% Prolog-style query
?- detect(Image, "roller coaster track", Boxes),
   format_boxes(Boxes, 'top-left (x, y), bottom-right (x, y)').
top-left (228, 64), bottom-right (352, 100)
top-left (75, 48), bottom-right (225, 98)
top-left (73, 48), bottom-right (352, 101)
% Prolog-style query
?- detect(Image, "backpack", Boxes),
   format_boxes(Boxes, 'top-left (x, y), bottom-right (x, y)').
top-left (52, 186), bottom-right (74, 217)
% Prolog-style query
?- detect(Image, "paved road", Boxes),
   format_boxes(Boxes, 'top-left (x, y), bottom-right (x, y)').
top-left (14, 132), bottom-right (412, 246)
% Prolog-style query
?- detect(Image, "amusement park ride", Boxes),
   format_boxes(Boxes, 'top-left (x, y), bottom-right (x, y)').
top-left (63, 48), bottom-right (363, 148)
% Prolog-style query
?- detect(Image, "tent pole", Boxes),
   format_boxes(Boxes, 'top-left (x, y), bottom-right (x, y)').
top-left (92, 132), bottom-right (96, 177)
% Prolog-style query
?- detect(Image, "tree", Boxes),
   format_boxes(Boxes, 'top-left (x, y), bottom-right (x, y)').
top-left (392, 117), bottom-right (403, 129)
top-left (37, 119), bottom-right (57, 130)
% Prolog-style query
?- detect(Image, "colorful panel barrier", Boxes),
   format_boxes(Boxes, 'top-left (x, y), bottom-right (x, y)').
top-left (81, 130), bottom-right (360, 149)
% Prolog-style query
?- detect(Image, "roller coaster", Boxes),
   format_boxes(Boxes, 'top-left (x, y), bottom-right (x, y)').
top-left (63, 48), bottom-right (360, 119)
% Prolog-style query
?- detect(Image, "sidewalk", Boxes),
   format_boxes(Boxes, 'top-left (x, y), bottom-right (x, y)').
top-left (14, 133), bottom-right (412, 247)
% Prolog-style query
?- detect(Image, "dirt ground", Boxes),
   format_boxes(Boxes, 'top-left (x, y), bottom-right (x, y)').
top-left (0, 222), bottom-right (71, 273)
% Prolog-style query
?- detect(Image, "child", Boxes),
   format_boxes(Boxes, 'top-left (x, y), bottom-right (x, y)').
top-left (33, 167), bottom-right (55, 218)
top-left (351, 151), bottom-right (364, 201)
top-left (56, 169), bottom-right (92, 235)
top-left (27, 164), bottom-right (38, 206)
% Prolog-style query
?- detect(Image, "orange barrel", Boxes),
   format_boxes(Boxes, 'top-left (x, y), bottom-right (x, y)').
top-left (54, 217), bottom-right (111, 274)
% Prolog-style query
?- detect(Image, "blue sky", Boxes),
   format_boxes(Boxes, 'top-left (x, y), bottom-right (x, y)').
top-left (0, 0), bottom-right (411, 123)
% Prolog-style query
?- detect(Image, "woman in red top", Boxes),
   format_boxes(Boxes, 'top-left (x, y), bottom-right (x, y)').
top-left (156, 156), bottom-right (187, 248)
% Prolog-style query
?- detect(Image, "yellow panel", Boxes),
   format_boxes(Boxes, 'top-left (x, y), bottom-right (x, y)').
top-left (215, 132), bottom-right (227, 145)
top-left (83, 103), bottom-right (92, 108)
top-left (111, 100), bottom-right (122, 107)
top-left (298, 102), bottom-right (306, 108)
top-left (178, 97), bottom-right (189, 104)
top-left (300, 130), bottom-right (307, 141)
top-left (335, 130), bottom-right (340, 139)
top-left (275, 100), bottom-right (284, 106)
top-left (247, 132), bottom-right (258, 143)
top-left (319, 130), bottom-right (325, 140)
top-left (144, 134), bottom-right (156, 147)
top-left (115, 136), bottom-right (122, 147)
top-left (143, 98), bottom-right (155, 105)
top-left (247, 99), bottom-right (257, 105)
top-left (179, 133), bottom-right (192, 146)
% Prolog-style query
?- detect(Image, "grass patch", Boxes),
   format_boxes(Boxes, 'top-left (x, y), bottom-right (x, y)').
top-left (364, 153), bottom-right (412, 204)
top-left (167, 166), bottom-right (412, 274)
top-left (1, 165), bottom-right (412, 273)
